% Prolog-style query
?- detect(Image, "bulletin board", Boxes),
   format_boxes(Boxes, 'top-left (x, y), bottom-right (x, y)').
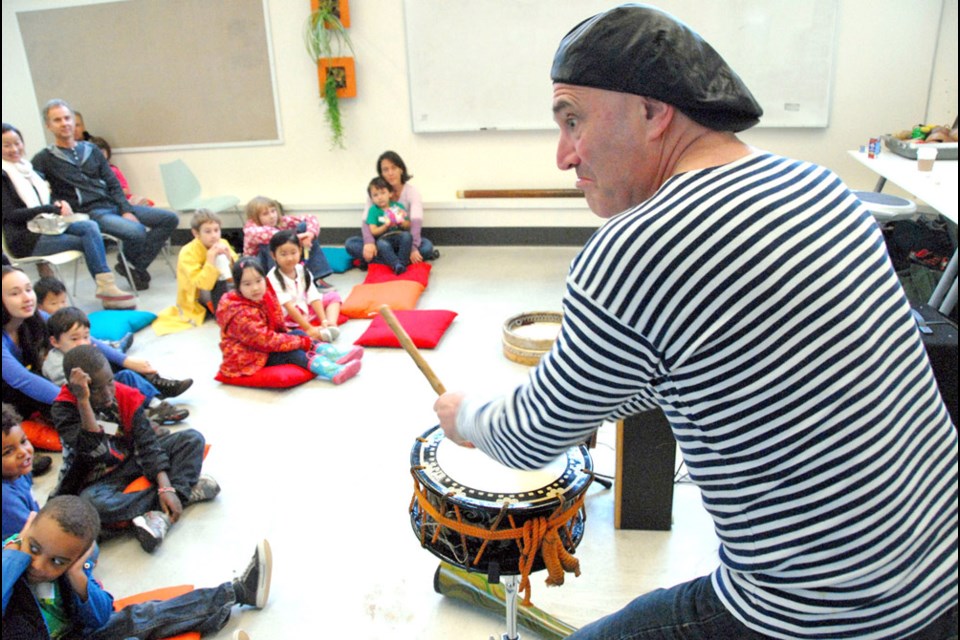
top-left (403, 0), bottom-right (838, 133)
top-left (17, 0), bottom-right (281, 151)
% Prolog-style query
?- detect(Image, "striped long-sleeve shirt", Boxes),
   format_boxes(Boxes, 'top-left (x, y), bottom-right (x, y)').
top-left (458, 152), bottom-right (958, 639)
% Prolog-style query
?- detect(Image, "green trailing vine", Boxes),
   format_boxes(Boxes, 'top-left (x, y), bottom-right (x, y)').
top-left (323, 72), bottom-right (344, 149)
top-left (304, 2), bottom-right (354, 149)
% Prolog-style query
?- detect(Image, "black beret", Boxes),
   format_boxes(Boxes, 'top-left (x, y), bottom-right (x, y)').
top-left (551, 4), bottom-right (763, 132)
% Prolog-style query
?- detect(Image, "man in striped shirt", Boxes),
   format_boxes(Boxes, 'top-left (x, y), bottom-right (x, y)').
top-left (435, 5), bottom-right (958, 639)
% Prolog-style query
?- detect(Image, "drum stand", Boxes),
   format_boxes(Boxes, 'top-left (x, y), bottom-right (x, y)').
top-left (497, 574), bottom-right (521, 640)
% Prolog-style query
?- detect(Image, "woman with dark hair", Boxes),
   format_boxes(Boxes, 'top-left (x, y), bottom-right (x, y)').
top-left (2, 123), bottom-right (133, 308)
top-left (345, 150), bottom-right (439, 269)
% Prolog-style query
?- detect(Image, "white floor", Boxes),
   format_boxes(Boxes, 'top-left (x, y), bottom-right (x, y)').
top-left (30, 246), bottom-right (720, 640)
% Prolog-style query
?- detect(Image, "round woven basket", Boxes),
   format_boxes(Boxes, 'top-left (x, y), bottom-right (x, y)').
top-left (502, 311), bottom-right (563, 365)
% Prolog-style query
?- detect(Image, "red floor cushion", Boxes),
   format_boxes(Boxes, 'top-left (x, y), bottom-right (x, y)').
top-left (355, 309), bottom-right (458, 349)
top-left (363, 262), bottom-right (431, 287)
top-left (214, 364), bottom-right (314, 389)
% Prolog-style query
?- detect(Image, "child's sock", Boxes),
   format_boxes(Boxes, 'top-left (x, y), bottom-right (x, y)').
top-left (307, 356), bottom-right (361, 385)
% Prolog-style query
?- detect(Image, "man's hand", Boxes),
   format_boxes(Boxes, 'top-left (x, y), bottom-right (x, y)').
top-left (68, 367), bottom-right (93, 403)
top-left (122, 212), bottom-right (139, 223)
top-left (434, 392), bottom-right (474, 448)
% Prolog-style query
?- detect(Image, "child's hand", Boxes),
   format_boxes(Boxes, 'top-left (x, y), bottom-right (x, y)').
top-left (159, 490), bottom-right (183, 523)
top-left (55, 200), bottom-right (74, 216)
top-left (306, 325), bottom-right (324, 341)
top-left (297, 231), bottom-right (315, 248)
top-left (4, 511), bottom-right (36, 550)
top-left (363, 243), bottom-right (378, 262)
top-left (205, 243), bottom-right (228, 264)
top-left (67, 541), bottom-right (97, 580)
top-left (68, 367), bottom-right (92, 403)
top-left (122, 357), bottom-right (157, 375)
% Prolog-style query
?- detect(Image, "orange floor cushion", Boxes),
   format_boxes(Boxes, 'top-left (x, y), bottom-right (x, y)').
top-left (341, 280), bottom-right (426, 319)
top-left (22, 418), bottom-right (62, 452)
top-left (113, 584), bottom-right (200, 640)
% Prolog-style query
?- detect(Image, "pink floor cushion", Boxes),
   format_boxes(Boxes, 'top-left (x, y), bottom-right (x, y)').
top-left (363, 262), bottom-right (432, 287)
top-left (341, 280), bottom-right (426, 319)
top-left (89, 310), bottom-right (158, 341)
top-left (214, 364), bottom-right (314, 389)
top-left (355, 309), bottom-right (458, 349)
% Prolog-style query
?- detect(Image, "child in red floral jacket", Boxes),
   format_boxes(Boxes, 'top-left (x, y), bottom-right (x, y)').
top-left (215, 258), bottom-right (360, 385)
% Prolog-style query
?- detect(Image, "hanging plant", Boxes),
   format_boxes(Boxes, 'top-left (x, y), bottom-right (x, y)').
top-left (323, 71), bottom-right (344, 148)
top-left (304, 1), bottom-right (355, 149)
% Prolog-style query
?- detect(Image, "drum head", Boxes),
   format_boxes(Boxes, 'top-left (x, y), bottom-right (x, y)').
top-left (410, 425), bottom-right (592, 575)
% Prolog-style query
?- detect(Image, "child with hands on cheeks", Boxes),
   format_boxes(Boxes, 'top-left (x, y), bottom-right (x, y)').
top-left (216, 258), bottom-right (361, 385)
top-left (2, 496), bottom-right (272, 640)
top-left (50, 345), bottom-right (217, 553)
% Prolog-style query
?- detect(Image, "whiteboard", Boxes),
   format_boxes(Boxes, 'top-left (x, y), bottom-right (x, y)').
top-left (404, 0), bottom-right (838, 133)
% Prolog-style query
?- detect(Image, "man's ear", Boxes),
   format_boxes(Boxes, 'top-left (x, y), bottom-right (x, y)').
top-left (640, 97), bottom-right (674, 138)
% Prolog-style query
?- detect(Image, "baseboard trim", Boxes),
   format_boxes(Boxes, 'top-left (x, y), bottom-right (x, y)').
top-left (173, 226), bottom-right (596, 248)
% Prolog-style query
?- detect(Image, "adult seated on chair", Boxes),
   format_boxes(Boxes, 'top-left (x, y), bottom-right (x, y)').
top-left (31, 100), bottom-right (178, 291)
top-left (2, 123), bottom-right (134, 309)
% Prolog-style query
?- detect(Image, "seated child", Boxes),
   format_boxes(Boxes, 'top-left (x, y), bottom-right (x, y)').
top-left (154, 209), bottom-right (237, 335)
top-left (216, 257), bottom-right (361, 384)
top-left (2, 403), bottom-right (41, 541)
top-left (90, 135), bottom-right (154, 206)
top-left (42, 307), bottom-right (189, 425)
top-left (266, 230), bottom-right (353, 348)
top-left (50, 345), bottom-right (219, 552)
top-left (365, 177), bottom-right (413, 275)
top-left (33, 277), bottom-right (68, 315)
top-left (35, 276), bottom-right (134, 353)
top-left (242, 195), bottom-right (334, 289)
top-left (1, 496), bottom-right (271, 639)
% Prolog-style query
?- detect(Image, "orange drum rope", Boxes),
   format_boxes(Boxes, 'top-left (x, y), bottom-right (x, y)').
top-left (410, 466), bottom-right (592, 606)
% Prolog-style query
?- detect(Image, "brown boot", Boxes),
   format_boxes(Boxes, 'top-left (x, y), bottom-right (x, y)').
top-left (95, 273), bottom-right (137, 310)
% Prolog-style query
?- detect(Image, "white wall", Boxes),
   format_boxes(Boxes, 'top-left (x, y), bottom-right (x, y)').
top-left (2, 0), bottom-right (956, 226)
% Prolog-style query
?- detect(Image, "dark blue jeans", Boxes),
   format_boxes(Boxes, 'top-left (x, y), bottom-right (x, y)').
top-left (264, 329), bottom-right (309, 370)
top-left (345, 233), bottom-right (435, 268)
top-left (570, 575), bottom-right (959, 640)
top-left (79, 429), bottom-right (205, 525)
top-left (88, 581), bottom-right (235, 639)
top-left (114, 370), bottom-right (159, 406)
top-left (89, 205), bottom-right (178, 271)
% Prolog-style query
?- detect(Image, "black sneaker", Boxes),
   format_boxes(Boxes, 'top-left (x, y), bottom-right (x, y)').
top-left (233, 540), bottom-right (272, 608)
top-left (32, 454), bottom-right (53, 477)
top-left (115, 262), bottom-right (150, 291)
top-left (144, 374), bottom-right (193, 399)
top-left (145, 401), bottom-right (189, 425)
top-left (426, 249), bottom-right (441, 260)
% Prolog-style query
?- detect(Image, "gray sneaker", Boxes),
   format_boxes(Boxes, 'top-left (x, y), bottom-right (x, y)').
top-left (233, 539), bottom-right (272, 608)
top-left (132, 510), bottom-right (171, 552)
top-left (189, 475), bottom-right (221, 504)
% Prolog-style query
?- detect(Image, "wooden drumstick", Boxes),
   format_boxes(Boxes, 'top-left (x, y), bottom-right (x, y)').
top-left (379, 304), bottom-right (447, 395)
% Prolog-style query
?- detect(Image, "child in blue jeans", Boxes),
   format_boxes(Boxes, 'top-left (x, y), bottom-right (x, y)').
top-left (42, 307), bottom-right (189, 425)
top-left (50, 345), bottom-right (218, 553)
top-left (2, 495), bottom-right (270, 640)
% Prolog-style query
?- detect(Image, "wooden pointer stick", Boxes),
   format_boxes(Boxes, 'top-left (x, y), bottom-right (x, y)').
top-left (379, 305), bottom-right (447, 395)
